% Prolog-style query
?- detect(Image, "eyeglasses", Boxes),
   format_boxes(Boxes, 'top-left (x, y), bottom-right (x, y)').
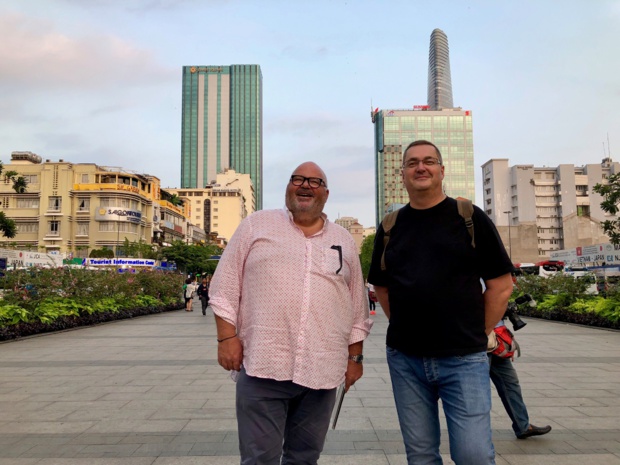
top-left (290, 175), bottom-right (326, 189)
top-left (402, 157), bottom-right (442, 169)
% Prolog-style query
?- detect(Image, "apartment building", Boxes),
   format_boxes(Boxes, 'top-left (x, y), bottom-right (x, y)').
top-left (0, 152), bottom-right (188, 256)
top-left (481, 157), bottom-right (619, 263)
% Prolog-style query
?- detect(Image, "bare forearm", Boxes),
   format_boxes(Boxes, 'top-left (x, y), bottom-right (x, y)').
top-left (374, 285), bottom-right (390, 319)
top-left (214, 314), bottom-right (237, 339)
top-left (484, 273), bottom-right (514, 334)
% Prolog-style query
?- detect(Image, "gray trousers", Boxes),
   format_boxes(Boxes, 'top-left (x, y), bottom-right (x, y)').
top-left (236, 368), bottom-right (337, 465)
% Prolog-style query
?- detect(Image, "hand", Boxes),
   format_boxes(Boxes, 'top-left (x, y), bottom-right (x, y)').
top-left (344, 360), bottom-right (363, 392)
top-left (218, 337), bottom-right (243, 372)
top-left (487, 331), bottom-right (498, 352)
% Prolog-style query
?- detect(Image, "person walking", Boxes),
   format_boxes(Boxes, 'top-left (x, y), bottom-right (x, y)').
top-left (196, 276), bottom-right (210, 316)
top-left (367, 281), bottom-right (377, 315)
top-left (368, 140), bottom-right (514, 464)
top-left (183, 277), bottom-right (195, 312)
top-left (209, 161), bottom-right (373, 465)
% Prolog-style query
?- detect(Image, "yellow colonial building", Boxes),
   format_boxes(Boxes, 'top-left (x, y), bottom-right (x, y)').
top-left (0, 152), bottom-right (189, 256)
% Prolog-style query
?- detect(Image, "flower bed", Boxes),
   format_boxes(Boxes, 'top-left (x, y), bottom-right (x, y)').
top-left (0, 267), bottom-right (185, 341)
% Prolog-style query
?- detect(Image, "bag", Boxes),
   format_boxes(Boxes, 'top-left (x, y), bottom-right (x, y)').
top-left (369, 291), bottom-right (378, 302)
top-left (490, 325), bottom-right (520, 359)
top-left (185, 284), bottom-right (194, 299)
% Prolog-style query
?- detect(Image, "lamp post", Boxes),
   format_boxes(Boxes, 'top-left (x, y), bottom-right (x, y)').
top-left (503, 210), bottom-right (512, 261)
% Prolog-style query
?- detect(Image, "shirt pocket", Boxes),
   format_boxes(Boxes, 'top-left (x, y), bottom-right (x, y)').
top-left (321, 246), bottom-right (343, 276)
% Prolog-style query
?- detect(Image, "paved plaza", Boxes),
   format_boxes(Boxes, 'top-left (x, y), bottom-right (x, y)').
top-left (1, 300), bottom-right (619, 465)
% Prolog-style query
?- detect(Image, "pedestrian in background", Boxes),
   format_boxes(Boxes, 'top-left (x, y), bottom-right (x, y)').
top-left (209, 161), bottom-right (373, 465)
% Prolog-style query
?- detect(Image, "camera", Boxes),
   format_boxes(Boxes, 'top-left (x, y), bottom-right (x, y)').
top-left (504, 293), bottom-right (535, 331)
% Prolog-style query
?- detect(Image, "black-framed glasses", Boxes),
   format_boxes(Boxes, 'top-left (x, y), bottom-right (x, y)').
top-left (290, 175), bottom-right (326, 189)
top-left (402, 157), bottom-right (441, 169)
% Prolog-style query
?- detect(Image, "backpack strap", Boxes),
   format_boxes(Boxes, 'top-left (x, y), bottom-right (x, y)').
top-left (457, 198), bottom-right (475, 248)
top-left (380, 209), bottom-right (400, 271)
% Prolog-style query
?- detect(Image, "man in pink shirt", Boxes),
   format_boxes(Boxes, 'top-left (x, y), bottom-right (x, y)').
top-left (210, 161), bottom-right (373, 465)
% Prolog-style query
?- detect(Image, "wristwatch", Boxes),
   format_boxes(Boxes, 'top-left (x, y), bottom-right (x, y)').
top-left (348, 354), bottom-right (364, 364)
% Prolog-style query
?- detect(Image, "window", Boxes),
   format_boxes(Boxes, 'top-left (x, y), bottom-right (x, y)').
top-left (17, 198), bottom-right (39, 209)
top-left (81, 174), bottom-right (89, 183)
top-left (48, 221), bottom-right (60, 236)
top-left (76, 223), bottom-right (89, 236)
top-left (77, 198), bottom-right (90, 212)
top-left (196, 200), bottom-right (200, 204)
top-left (99, 222), bottom-right (116, 232)
top-left (196, 208), bottom-right (201, 212)
top-left (17, 223), bottom-right (38, 233)
top-left (196, 215), bottom-right (201, 220)
top-left (22, 175), bottom-right (38, 184)
top-left (48, 196), bottom-right (62, 211)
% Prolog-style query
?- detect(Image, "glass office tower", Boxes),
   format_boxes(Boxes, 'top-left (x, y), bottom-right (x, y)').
top-left (371, 108), bottom-right (474, 226)
top-left (181, 65), bottom-right (263, 210)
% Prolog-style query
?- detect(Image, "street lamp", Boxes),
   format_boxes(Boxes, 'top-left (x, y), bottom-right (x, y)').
top-left (503, 210), bottom-right (512, 261)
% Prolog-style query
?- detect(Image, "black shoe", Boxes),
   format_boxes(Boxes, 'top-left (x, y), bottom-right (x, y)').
top-left (517, 424), bottom-right (552, 439)
top-left (202, 311), bottom-right (206, 315)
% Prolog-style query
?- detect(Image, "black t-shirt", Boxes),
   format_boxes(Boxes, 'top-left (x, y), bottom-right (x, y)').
top-left (368, 197), bottom-right (513, 357)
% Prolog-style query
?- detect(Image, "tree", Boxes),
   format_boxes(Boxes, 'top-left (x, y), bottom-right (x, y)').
top-left (159, 241), bottom-right (222, 275)
top-left (119, 238), bottom-right (157, 259)
top-left (593, 173), bottom-right (620, 244)
top-left (0, 161), bottom-right (28, 238)
top-left (359, 233), bottom-right (376, 280)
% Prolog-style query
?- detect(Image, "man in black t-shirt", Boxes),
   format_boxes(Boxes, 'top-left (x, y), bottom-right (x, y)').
top-left (368, 140), bottom-right (513, 465)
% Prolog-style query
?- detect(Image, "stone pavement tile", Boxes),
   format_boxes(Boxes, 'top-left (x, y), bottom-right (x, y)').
top-left (61, 408), bottom-right (156, 422)
top-left (320, 454), bottom-right (390, 464)
top-left (124, 399), bottom-right (206, 410)
top-left (74, 444), bottom-right (141, 457)
top-left (537, 389), bottom-right (618, 398)
top-left (0, 444), bottom-right (36, 459)
top-left (149, 408), bottom-right (235, 421)
top-left (568, 440), bottom-right (620, 453)
top-left (132, 443), bottom-right (193, 457)
top-left (66, 434), bottom-right (124, 445)
top-left (181, 419), bottom-right (238, 433)
top-left (37, 458), bottom-right (156, 465)
top-left (0, 460), bottom-right (41, 465)
top-left (19, 445), bottom-right (88, 459)
top-left (153, 457), bottom-right (239, 464)
top-left (169, 432), bottom-right (227, 444)
top-left (574, 406), bottom-right (620, 417)
top-left (593, 397), bottom-right (620, 407)
top-left (188, 442), bottom-right (238, 454)
top-left (0, 402), bottom-right (53, 412)
top-left (524, 397), bottom-right (605, 407)
top-left (100, 392), bottom-right (178, 401)
top-left (2, 411), bottom-right (73, 422)
top-left (0, 422), bottom-right (95, 435)
top-left (499, 454), bottom-right (620, 464)
top-left (555, 416), bottom-right (620, 429)
top-left (84, 419), bottom-right (189, 434)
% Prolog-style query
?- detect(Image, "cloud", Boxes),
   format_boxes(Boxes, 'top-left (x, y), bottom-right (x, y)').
top-left (0, 11), bottom-right (175, 92)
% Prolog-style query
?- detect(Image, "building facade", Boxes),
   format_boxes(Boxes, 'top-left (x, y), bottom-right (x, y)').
top-left (371, 107), bottom-right (474, 225)
top-left (167, 169), bottom-right (252, 245)
top-left (481, 157), bottom-right (619, 263)
top-left (0, 152), bottom-right (189, 256)
top-left (181, 65), bottom-right (263, 210)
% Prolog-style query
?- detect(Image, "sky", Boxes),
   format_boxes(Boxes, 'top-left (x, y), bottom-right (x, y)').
top-left (1, 0), bottom-right (619, 228)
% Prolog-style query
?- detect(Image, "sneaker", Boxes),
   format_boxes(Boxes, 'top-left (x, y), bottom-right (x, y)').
top-left (370, 310), bottom-right (376, 315)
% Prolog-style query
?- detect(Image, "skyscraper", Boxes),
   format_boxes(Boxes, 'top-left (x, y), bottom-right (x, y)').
top-left (181, 65), bottom-right (263, 210)
top-left (371, 30), bottom-right (474, 226)
top-left (427, 28), bottom-right (453, 110)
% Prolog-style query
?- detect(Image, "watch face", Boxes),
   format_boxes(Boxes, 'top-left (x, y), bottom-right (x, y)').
top-left (349, 354), bottom-right (363, 363)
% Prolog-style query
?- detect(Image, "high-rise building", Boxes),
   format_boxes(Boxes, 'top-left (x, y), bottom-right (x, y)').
top-left (427, 28), bottom-right (453, 110)
top-left (371, 29), bottom-right (474, 226)
top-left (181, 65), bottom-right (263, 210)
top-left (481, 157), bottom-right (618, 262)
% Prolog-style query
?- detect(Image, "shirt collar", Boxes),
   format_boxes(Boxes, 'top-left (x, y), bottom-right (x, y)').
top-left (284, 207), bottom-right (329, 236)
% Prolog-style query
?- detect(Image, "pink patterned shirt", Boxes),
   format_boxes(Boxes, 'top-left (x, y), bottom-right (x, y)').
top-left (210, 208), bottom-right (373, 389)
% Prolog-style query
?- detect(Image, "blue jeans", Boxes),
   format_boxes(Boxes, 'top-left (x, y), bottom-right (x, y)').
top-left (489, 354), bottom-right (530, 436)
top-left (387, 347), bottom-right (495, 465)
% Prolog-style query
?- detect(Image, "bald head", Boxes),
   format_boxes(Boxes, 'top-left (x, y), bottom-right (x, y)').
top-left (292, 162), bottom-right (328, 188)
